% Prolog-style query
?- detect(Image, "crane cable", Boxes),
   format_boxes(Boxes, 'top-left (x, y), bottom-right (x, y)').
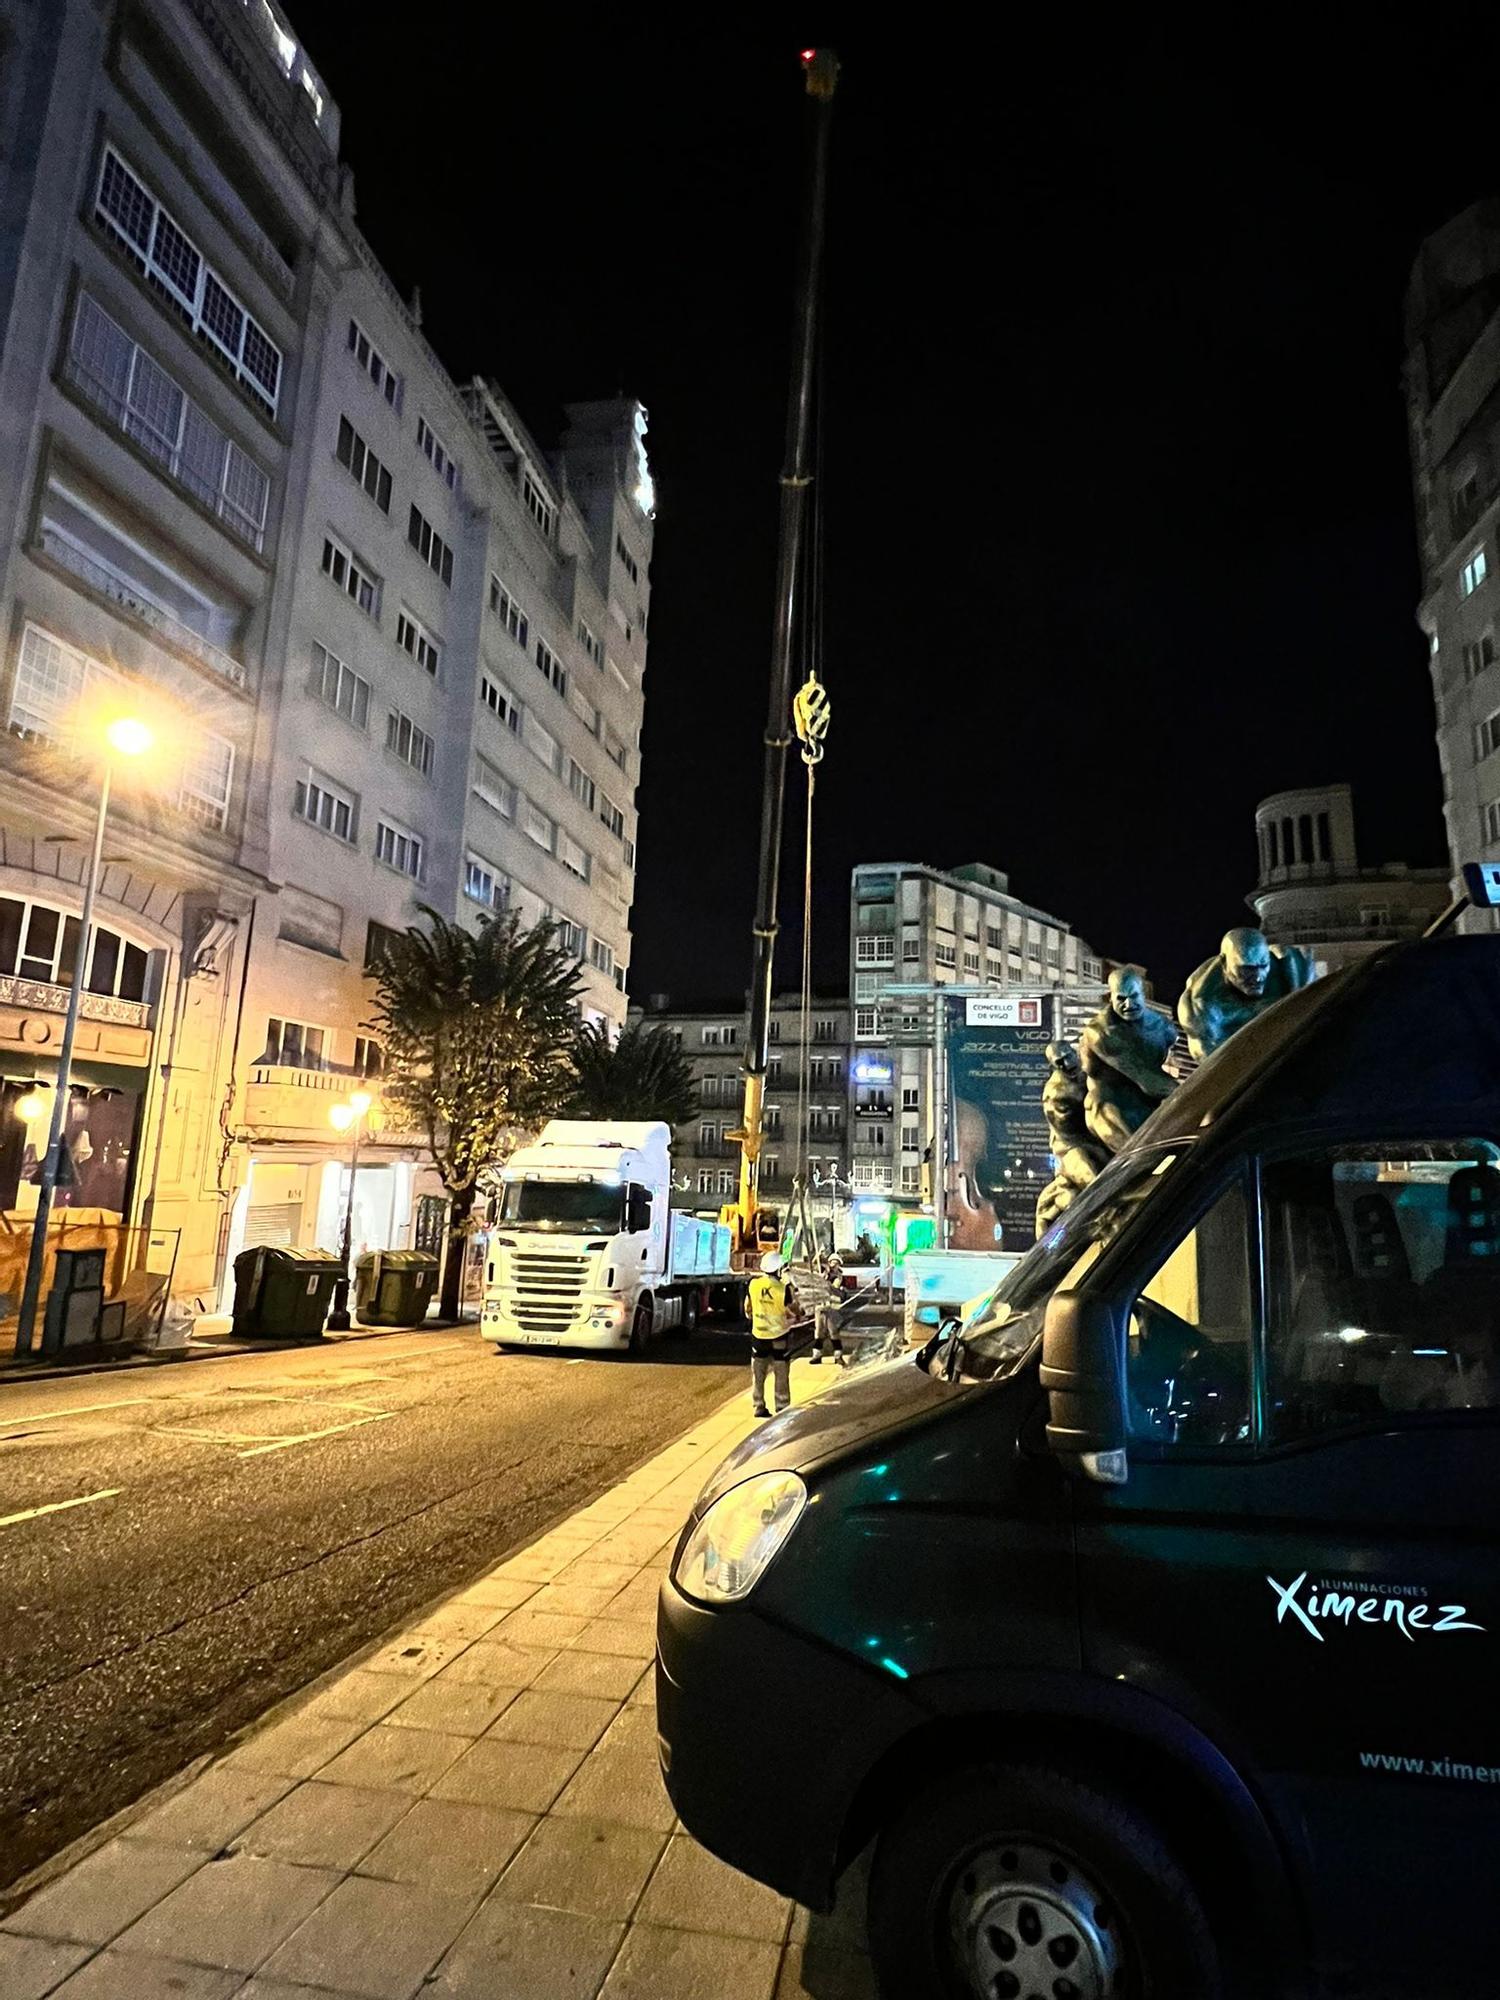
top-left (791, 356), bottom-right (830, 1214)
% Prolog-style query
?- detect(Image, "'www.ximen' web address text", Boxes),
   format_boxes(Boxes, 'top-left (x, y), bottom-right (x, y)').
top-left (1360, 1751), bottom-right (1500, 1783)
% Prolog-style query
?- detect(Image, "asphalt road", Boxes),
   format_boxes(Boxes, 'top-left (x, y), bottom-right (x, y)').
top-left (0, 1322), bottom-right (746, 1892)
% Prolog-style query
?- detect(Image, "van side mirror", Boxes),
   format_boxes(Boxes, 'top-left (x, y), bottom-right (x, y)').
top-left (1039, 1291), bottom-right (1129, 1485)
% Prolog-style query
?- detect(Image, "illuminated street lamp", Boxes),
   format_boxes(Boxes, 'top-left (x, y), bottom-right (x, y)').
top-left (327, 1088), bottom-right (373, 1330)
top-left (14, 714), bottom-right (154, 1356)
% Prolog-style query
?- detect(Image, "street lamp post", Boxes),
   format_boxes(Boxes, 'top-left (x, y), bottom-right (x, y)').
top-left (14, 717), bottom-right (153, 1357)
top-left (327, 1090), bottom-right (371, 1330)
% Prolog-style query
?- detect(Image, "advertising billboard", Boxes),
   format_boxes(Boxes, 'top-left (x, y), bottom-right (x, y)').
top-left (942, 993), bottom-right (1056, 1252)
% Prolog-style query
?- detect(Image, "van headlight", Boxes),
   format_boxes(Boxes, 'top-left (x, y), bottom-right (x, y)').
top-left (673, 1472), bottom-right (807, 1604)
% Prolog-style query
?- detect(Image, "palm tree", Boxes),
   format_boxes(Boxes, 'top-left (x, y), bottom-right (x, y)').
top-left (566, 1021), bottom-right (698, 1127)
top-left (369, 906), bottom-right (582, 1317)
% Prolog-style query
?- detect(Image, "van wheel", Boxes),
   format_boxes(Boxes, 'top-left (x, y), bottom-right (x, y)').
top-left (867, 1762), bottom-right (1220, 2000)
top-left (627, 1302), bottom-right (651, 1355)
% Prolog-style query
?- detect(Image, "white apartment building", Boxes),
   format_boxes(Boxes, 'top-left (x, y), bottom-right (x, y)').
top-left (1407, 199), bottom-right (1500, 915)
top-left (628, 992), bottom-right (850, 1209)
top-left (0, 0), bottom-right (650, 1306)
top-left (848, 861), bottom-right (1104, 1199)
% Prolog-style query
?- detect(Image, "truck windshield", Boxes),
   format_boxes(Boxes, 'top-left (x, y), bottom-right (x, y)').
top-left (500, 1181), bottom-right (622, 1231)
top-left (957, 1145), bottom-right (1186, 1373)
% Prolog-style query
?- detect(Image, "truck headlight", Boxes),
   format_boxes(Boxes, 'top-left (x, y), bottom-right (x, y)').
top-left (673, 1473), bottom-right (807, 1605)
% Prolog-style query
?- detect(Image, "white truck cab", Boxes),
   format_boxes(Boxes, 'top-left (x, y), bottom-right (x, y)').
top-left (481, 1120), bottom-right (745, 1354)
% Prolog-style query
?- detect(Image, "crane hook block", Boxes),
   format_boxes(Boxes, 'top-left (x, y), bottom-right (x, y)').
top-left (792, 675), bottom-right (831, 766)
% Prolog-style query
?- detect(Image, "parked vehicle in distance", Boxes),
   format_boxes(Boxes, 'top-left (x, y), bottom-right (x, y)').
top-left (482, 1120), bottom-right (748, 1354)
top-left (657, 929), bottom-right (1500, 1998)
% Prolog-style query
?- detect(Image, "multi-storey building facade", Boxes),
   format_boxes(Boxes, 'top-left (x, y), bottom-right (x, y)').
top-left (1406, 200), bottom-right (1500, 915)
top-left (0, 0), bottom-right (650, 1306)
top-left (628, 992), bottom-right (851, 1210)
top-left (1249, 784), bottom-right (1448, 972)
top-left (848, 861), bottom-right (1105, 1199)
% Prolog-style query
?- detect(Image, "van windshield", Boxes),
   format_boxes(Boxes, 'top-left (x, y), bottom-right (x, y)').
top-left (959, 1146), bottom-right (1186, 1368)
top-left (501, 1180), bottom-right (622, 1231)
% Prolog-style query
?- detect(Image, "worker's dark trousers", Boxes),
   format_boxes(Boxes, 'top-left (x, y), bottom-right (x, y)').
top-left (750, 1340), bottom-right (791, 1415)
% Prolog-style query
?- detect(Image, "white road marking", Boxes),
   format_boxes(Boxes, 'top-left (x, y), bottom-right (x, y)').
top-left (0, 1396), bottom-right (155, 1426)
top-left (0, 1488), bottom-right (121, 1528)
top-left (237, 1412), bottom-right (395, 1458)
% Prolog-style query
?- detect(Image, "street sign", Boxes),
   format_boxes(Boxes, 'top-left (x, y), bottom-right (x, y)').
top-left (964, 995), bottom-right (1047, 1028)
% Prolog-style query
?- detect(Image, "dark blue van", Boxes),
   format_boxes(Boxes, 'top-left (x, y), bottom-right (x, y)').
top-left (658, 934), bottom-right (1500, 1999)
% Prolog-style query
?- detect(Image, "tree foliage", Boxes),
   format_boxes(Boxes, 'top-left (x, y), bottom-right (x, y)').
top-left (368, 906), bottom-right (583, 1312)
top-left (566, 1021), bottom-right (699, 1126)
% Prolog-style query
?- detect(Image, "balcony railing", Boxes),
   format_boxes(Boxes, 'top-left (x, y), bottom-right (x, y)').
top-left (40, 528), bottom-right (248, 690)
top-left (0, 972), bottom-right (150, 1029)
top-left (62, 346), bottom-right (268, 553)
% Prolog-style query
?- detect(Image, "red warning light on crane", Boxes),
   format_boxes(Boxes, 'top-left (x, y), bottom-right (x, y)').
top-left (800, 48), bottom-right (817, 62)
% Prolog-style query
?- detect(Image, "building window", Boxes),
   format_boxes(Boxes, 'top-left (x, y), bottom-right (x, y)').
top-left (902, 1085), bottom-right (919, 1110)
top-left (697, 1169), bottom-right (714, 1195)
top-left (577, 620), bottom-right (603, 667)
top-left (934, 942), bottom-right (957, 969)
top-left (1461, 546), bottom-right (1489, 598)
top-left (471, 754), bottom-right (514, 818)
top-left (417, 415), bottom-right (458, 489)
top-left (900, 1164), bottom-right (921, 1194)
top-left (901, 936), bottom-right (920, 962)
top-left (293, 765), bottom-right (358, 842)
top-left (716, 1169), bottom-right (734, 1197)
top-left (347, 317), bottom-right (401, 409)
top-left (589, 938), bottom-right (615, 975)
top-left (1486, 801), bottom-right (1500, 846)
top-left (488, 577), bottom-right (528, 648)
top-left (335, 415), bottom-right (392, 512)
top-left (396, 609), bottom-right (441, 677)
top-left (599, 794), bottom-right (625, 840)
top-left (698, 1122), bottom-right (716, 1149)
top-left (353, 1036), bottom-right (384, 1077)
top-left (535, 638), bottom-right (567, 697)
top-left (386, 709), bottom-right (434, 776)
top-left (523, 800), bottom-right (554, 852)
top-left (364, 920), bottom-right (402, 973)
top-left (605, 729), bottom-right (628, 771)
top-left (701, 1024), bottom-right (738, 1047)
top-left (479, 677), bottom-right (520, 732)
top-left (321, 535), bottom-right (380, 617)
top-left (66, 294), bottom-right (270, 550)
top-left (559, 831), bottom-right (592, 882)
top-left (407, 505), bottom-right (453, 586)
top-left (614, 532), bottom-right (640, 585)
top-left (963, 950), bottom-right (980, 974)
top-left (94, 147), bottom-right (283, 412)
top-left (569, 760), bottom-right (596, 811)
top-left (556, 916), bottom-right (586, 958)
top-left (265, 1017), bottom-right (325, 1068)
top-left (0, 896), bottom-right (149, 1001)
top-left (310, 643), bottom-right (369, 728)
top-left (374, 817), bottom-right (425, 880)
top-left (855, 934), bottom-right (895, 966)
top-left (178, 734), bottom-right (235, 831)
top-left (463, 853), bottom-right (505, 908)
top-left (523, 710), bottom-right (561, 775)
top-left (855, 1008), bottom-right (878, 1038)
top-left (523, 475), bottom-right (555, 538)
top-left (1475, 712), bottom-right (1500, 762)
top-left (1464, 635), bottom-right (1497, 681)
top-left (901, 1122), bottom-right (920, 1152)
top-left (813, 1017), bottom-right (838, 1042)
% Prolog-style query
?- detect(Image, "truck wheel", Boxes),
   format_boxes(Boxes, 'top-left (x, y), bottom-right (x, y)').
top-left (867, 1761), bottom-right (1220, 2000)
top-left (627, 1302), bottom-right (652, 1355)
top-left (668, 1291), bottom-right (698, 1338)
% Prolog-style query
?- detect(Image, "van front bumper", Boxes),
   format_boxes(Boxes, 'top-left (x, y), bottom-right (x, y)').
top-left (656, 1572), bottom-right (921, 1908)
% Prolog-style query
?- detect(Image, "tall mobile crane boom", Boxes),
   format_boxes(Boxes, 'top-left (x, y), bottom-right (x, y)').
top-left (724, 46), bottom-right (838, 1257)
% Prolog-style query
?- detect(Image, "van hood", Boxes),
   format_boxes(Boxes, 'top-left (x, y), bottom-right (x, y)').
top-left (694, 1352), bottom-right (977, 1514)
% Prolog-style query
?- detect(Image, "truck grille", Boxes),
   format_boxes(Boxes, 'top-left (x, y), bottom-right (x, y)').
top-left (511, 1251), bottom-right (589, 1334)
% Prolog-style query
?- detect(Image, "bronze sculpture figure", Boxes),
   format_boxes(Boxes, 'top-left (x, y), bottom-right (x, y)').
top-left (1177, 927), bottom-right (1314, 1063)
top-left (1081, 967), bottom-right (1177, 1153)
top-left (1036, 1040), bottom-right (1111, 1232)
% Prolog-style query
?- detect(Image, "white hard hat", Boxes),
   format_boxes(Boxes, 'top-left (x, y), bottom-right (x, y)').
top-left (760, 1251), bottom-right (784, 1276)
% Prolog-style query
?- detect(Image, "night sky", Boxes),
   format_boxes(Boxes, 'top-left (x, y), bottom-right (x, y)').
top-left (291, 8), bottom-right (1500, 1004)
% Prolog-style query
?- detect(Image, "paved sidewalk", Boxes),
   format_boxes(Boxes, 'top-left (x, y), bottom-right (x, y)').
top-left (0, 1357), bottom-right (877, 2000)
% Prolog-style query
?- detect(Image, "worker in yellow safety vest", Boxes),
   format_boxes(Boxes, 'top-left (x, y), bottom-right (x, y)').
top-left (746, 1250), bottom-right (797, 1418)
